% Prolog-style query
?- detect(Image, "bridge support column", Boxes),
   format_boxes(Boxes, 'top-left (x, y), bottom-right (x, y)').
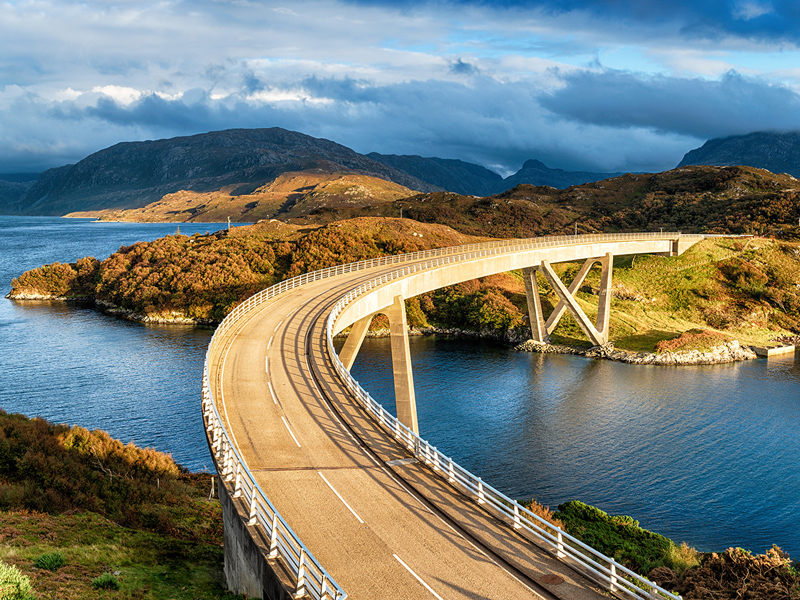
top-left (522, 267), bottom-right (547, 342)
top-left (595, 253), bottom-right (613, 339)
top-left (339, 314), bottom-right (374, 370)
top-left (538, 252), bottom-right (614, 346)
top-left (385, 295), bottom-right (419, 436)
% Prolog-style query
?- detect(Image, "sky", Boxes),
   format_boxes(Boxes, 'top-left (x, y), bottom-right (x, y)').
top-left (3, 0), bottom-right (800, 177)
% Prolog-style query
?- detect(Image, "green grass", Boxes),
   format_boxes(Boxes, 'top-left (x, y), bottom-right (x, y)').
top-left (540, 238), bottom-right (800, 352)
top-left (0, 510), bottom-right (244, 600)
top-left (32, 551), bottom-right (65, 571)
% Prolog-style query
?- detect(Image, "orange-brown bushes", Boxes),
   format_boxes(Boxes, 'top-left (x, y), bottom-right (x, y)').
top-left (0, 410), bottom-right (219, 543)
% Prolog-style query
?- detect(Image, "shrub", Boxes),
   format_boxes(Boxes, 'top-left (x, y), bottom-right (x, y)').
top-left (33, 551), bottom-right (65, 571)
top-left (554, 500), bottom-right (698, 576)
top-left (0, 561), bottom-right (34, 600)
top-left (91, 572), bottom-right (120, 590)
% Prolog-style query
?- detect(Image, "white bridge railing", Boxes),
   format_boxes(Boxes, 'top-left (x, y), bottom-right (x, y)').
top-left (202, 232), bottom-right (686, 600)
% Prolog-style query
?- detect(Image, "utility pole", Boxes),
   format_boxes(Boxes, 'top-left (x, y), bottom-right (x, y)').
top-left (227, 216), bottom-right (231, 230)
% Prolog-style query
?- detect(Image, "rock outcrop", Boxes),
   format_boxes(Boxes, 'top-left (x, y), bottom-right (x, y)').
top-left (516, 340), bottom-right (758, 365)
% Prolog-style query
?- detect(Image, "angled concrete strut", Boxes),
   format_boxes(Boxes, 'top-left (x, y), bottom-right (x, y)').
top-left (525, 253), bottom-right (614, 346)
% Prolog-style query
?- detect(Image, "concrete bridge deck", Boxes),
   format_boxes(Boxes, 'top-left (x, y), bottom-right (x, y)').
top-left (204, 233), bottom-right (700, 600)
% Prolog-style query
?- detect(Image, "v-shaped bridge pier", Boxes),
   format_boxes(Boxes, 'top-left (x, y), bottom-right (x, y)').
top-left (338, 235), bottom-right (700, 436)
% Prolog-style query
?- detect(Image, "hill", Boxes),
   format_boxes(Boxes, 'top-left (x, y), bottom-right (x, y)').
top-left (678, 131), bottom-right (800, 177)
top-left (0, 127), bottom-right (635, 218)
top-left (66, 170), bottom-right (416, 223)
top-left (0, 410), bottom-right (239, 599)
top-left (367, 153), bottom-right (505, 196)
top-left (501, 159), bottom-right (625, 190)
top-left (6, 128), bottom-right (439, 216)
top-left (316, 165), bottom-right (800, 238)
top-left (0, 178), bottom-right (34, 207)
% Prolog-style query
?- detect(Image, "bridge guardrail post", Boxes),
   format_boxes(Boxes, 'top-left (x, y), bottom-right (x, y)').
top-left (268, 513), bottom-right (279, 557)
top-left (294, 550), bottom-right (307, 599)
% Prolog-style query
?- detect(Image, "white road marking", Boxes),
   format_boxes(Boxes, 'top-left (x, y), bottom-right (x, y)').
top-left (281, 416), bottom-right (302, 448)
top-left (274, 320), bottom-right (284, 332)
top-left (318, 471), bottom-right (364, 524)
top-left (267, 336), bottom-right (273, 350)
top-left (268, 381), bottom-right (277, 405)
top-left (393, 554), bottom-right (444, 600)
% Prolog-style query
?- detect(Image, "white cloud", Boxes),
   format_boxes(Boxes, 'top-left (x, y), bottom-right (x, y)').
top-left (733, 1), bottom-right (774, 21)
top-left (2, 0), bottom-right (800, 175)
top-left (91, 85), bottom-right (143, 105)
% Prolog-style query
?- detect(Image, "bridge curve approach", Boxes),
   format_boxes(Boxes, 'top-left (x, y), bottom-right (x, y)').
top-left (202, 233), bottom-right (701, 600)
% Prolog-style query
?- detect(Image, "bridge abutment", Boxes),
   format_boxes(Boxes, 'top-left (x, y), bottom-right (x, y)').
top-left (219, 477), bottom-right (293, 600)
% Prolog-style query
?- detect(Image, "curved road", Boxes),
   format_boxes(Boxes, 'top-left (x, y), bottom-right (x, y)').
top-left (210, 262), bottom-right (607, 600)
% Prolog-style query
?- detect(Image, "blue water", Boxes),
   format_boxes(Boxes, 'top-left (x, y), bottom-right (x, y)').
top-left (0, 216), bottom-right (230, 471)
top-left (347, 332), bottom-right (800, 557)
top-left (2, 216), bottom-right (799, 556)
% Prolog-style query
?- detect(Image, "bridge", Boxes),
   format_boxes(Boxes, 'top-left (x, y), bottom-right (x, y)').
top-left (201, 232), bottom-right (702, 600)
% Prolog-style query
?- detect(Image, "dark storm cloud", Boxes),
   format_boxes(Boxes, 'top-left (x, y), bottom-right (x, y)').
top-left (348, 0), bottom-right (800, 43)
top-left (450, 59), bottom-right (480, 76)
top-left (541, 69), bottom-right (800, 139)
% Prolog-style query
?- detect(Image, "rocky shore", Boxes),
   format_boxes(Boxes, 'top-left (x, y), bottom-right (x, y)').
top-left (5, 292), bottom-right (214, 326)
top-left (515, 339), bottom-right (758, 365)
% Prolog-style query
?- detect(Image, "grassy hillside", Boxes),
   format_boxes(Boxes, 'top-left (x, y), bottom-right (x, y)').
top-left (0, 410), bottom-right (239, 600)
top-left (543, 237), bottom-right (800, 350)
top-left (323, 165), bottom-right (800, 239)
top-left (9, 218), bottom-right (489, 323)
top-left (66, 170), bottom-right (416, 223)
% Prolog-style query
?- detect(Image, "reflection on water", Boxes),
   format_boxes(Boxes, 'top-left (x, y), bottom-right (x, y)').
top-left (349, 336), bottom-right (800, 556)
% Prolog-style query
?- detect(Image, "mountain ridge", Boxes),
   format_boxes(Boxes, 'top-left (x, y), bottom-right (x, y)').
top-left (678, 131), bottom-right (800, 177)
top-left (7, 128), bottom-right (440, 216)
top-left (0, 128), bottom-right (630, 216)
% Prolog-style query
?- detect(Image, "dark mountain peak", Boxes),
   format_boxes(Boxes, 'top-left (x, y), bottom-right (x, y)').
top-left (368, 153), bottom-right (499, 196)
top-left (505, 159), bottom-right (624, 190)
top-left (520, 158), bottom-right (560, 172)
top-left (678, 131), bottom-right (800, 177)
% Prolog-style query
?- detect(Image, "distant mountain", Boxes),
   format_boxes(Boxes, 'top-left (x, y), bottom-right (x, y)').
top-left (0, 127), bottom-right (632, 218)
top-left (0, 178), bottom-right (34, 207)
top-left (678, 131), bottom-right (800, 177)
top-left (6, 128), bottom-right (439, 216)
top-left (367, 153), bottom-right (504, 196)
top-left (502, 159), bottom-right (625, 190)
top-left (368, 154), bottom-right (624, 195)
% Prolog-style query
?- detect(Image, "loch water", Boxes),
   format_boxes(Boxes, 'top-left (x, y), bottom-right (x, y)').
top-left (1, 216), bottom-right (799, 556)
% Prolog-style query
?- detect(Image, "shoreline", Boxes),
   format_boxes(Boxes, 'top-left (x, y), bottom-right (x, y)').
top-left (514, 338), bottom-right (758, 365)
top-left (6, 293), bottom-right (767, 365)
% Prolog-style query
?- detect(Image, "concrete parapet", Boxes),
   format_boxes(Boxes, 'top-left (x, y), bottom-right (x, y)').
top-left (219, 479), bottom-right (294, 600)
top-left (751, 345), bottom-right (797, 358)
